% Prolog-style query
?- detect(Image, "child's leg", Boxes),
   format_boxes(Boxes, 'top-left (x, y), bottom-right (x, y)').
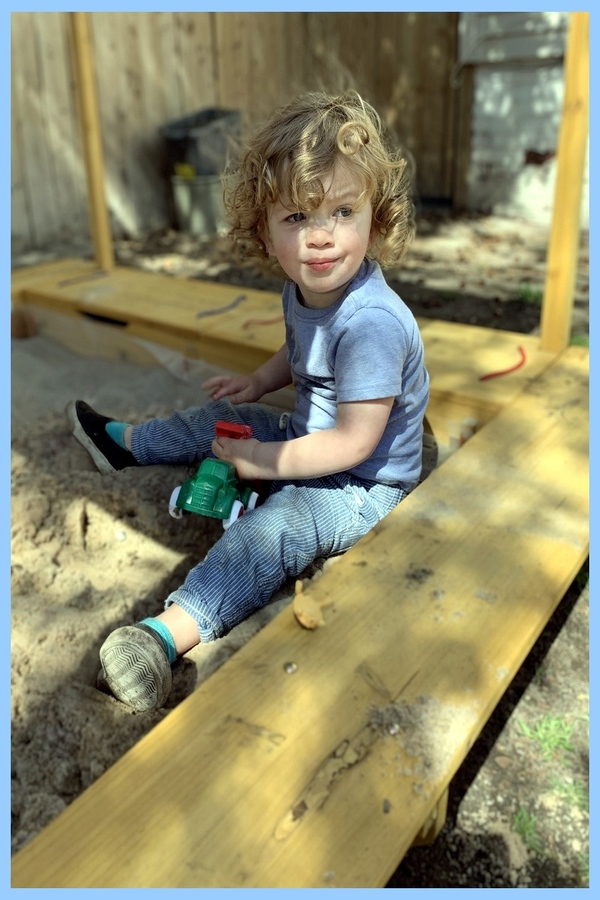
top-left (67, 400), bottom-right (140, 474)
top-left (155, 603), bottom-right (199, 654)
top-left (97, 604), bottom-right (200, 711)
top-left (131, 399), bottom-right (284, 466)
top-left (98, 476), bottom-right (406, 710)
top-left (164, 477), bottom-right (407, 641)
top-left (67, 398), bottom-right (284, 472)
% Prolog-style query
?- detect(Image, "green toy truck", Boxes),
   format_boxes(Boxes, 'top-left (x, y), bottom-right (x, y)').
top-left (168, 421), bottom-right (259, 530)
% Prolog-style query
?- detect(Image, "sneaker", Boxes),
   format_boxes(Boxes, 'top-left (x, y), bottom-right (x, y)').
top-left (98, 624), bottom-right (172, 711)
top-left (66, 400), bottom-right (139, 474)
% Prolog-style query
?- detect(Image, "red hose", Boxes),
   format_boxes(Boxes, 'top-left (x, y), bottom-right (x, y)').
top-left (479, 346), bottom-right (527, 381)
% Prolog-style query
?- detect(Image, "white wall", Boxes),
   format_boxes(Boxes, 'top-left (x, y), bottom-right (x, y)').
top-left (459, 12), bottom-right (588, 228)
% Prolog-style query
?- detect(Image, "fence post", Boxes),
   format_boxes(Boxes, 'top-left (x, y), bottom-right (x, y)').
top-left (539, 12), bottom-right (588, 354)
top-left (68, 11), bottom-right (115, 271)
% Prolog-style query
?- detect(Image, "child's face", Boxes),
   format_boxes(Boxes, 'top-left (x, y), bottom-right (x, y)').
top-left (263, 163), bottom-right (373, 309)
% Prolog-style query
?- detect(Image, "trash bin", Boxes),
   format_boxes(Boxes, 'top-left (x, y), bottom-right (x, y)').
top-left (161, 107), bottom-right (241, 177)
top-left (161, 107), bottom-right (240, 236)
top-left (171, 175), bottom-right (230, 237)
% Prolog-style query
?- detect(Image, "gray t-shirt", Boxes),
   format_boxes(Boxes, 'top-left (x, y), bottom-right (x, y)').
top-left (282, 258), bottom-right (429, 489)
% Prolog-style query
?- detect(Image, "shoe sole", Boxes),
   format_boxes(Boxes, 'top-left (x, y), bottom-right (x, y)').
top-left (99, 626), bottom-right (172, 711)
top-left (66, 400), bottom-right (116, 475)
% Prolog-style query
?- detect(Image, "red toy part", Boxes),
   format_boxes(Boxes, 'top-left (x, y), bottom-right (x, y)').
top-left (215, 420), bottom-right (253, 440)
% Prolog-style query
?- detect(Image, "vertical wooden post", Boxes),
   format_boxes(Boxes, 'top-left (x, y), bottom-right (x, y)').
top-left (68, 12), bottom-right (114, 271)
top-left (451, 63), bottom-right (475, 212)
top-left (539, 12), bottom-right (588, 354)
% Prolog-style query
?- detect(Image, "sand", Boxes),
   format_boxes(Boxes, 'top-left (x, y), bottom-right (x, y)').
top-left (10, 333), bottom-right (299, 855)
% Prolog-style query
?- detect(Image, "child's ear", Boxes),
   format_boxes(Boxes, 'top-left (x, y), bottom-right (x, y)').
top-left (368, 216), bottom-right (382, 254)
top-left (259, 224), bottom-right (274, 257)
top-left (366, 226), bottom-right (376, 255)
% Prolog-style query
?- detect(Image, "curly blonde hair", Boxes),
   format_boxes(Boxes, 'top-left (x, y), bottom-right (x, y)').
top-left (222, 91), bottom-right (415, 267)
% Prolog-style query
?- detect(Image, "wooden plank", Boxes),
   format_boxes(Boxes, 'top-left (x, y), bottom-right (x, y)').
top-left (13, 263), bottom-right (556, 413)
top-left (13, 262), bottom-right (558, 443)
top-left (11, 346), bottom-right (588, 888)
top-left (11, 259), bottom-right (98, 300)
top-left (16, 266), bottom-right (283, 374)
top-left (418, 317), bottom-right (553, 406)
top-left (540, 12), bottom-right (589, 353)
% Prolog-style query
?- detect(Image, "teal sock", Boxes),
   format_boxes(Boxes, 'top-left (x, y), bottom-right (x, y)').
top-left (139, 617), bottom-right (177, 665)
top-left (105, 420), bottom-right (131, 450)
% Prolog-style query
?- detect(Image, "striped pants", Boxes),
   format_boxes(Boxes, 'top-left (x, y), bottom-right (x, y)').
top-left (131, 400), bottom-right (406, 642)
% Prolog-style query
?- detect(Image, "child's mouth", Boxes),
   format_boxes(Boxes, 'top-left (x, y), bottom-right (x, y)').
top-left (305, 258), bottom-right (338, 272)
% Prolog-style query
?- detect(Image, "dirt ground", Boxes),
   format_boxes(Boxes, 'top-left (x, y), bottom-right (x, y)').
top-left (11, 212), bottom-right (589, 886)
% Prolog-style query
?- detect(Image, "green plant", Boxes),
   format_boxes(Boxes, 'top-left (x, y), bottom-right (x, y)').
top-left (518, 714), bottom-right (574, 761)
top-left (550, 774), bottom-right (588, 812)
top-left (570, 333), bottom-right (589, 348)
top-left (531, 661), bottom-right (549, 687)
top-left (517, 284), bottom-right (543, 306)
top-left (577, 850), bottom-right (590, 884)
top-left (512, 806), bottom-right (545, 855)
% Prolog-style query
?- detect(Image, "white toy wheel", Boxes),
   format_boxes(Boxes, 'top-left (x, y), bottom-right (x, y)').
top-left (223, 499), bottom-right (244, 530)
top-left (246, 491), bottom-right (260, 511)
top-left (169, 486), bottom-right (183, 519)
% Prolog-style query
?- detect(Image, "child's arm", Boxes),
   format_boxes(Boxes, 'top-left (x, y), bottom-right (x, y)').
top-left (213, 396), bottom-right (395, 481)
top-left (203, 344), bottom-right (292, 404)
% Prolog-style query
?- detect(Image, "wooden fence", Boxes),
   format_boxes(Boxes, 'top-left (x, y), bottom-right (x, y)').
top-left (11, 11), bottom-right (459, 251)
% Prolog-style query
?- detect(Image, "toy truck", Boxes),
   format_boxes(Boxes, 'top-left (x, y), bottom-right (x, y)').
top-left (168, 421), bottom-right (259, 530)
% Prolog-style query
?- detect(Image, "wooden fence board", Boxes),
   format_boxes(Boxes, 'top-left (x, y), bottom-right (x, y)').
top-left (38, 12), bottom-right (88, 238)
top-left (10, 54), bottom-right (31, 249)
top-left (11, 13), bottom-right (60, 245)
top-left (540, 12), bottom-right (589, 353)
top-left (11, 11), bottom-right (458, 248)
top-left (172, 11), bottom-right (216, 114)
top-left (89, 13), bottom-right (135, 233)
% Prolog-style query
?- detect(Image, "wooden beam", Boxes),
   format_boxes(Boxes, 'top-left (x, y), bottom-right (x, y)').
top-left (12, 262), bottom-right (558, 445)
top-left (11, 346), bottom-right (588, 888)
top-left (68, 12), bottom-right (114, 272)
top-left (540, 12), bottom-right (588, 353)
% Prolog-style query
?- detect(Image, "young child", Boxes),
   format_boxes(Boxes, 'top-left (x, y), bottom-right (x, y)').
top-left (67, 90), bottom-right (430, 711)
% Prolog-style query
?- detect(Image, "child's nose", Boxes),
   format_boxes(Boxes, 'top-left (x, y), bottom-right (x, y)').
top-left (306, 220), bottom-right (334, 246)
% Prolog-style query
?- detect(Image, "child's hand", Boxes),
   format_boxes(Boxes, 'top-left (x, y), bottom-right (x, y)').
top-left (203, 374), bottom-right (262, 404)
top-left (212, 435), bottom-right (263, 481)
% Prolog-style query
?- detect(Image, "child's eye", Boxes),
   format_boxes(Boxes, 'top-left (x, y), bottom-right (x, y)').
top-left (286, 211), bottom-right (306, 223)
top-left (334, 206), bottom-right (353, 218)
